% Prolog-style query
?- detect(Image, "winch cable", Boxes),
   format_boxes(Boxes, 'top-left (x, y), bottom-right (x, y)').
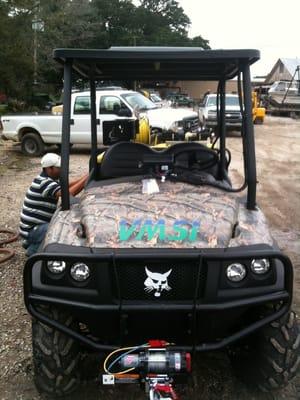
top-left (102, 341), bottom-right (183, 400)
top-left (0, 229), bottom-right (19, 263)
top-left (103, 343), bottom-right (149, 375)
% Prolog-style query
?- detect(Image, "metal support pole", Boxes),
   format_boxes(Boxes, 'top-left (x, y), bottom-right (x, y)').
top-left (90, 70), bottom-right (98, 174)
top-left (33, 28), bottom-right (37, 85)
top-left (242, 64), bottom-right (257, 210)
top-left (219, 79), bottom-right (226, 179)
top-left (61, 59), bottom-right (72, 211)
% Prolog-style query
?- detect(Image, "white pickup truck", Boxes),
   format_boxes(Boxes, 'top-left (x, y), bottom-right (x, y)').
top-left (1, 89), bottom-right (200, 156)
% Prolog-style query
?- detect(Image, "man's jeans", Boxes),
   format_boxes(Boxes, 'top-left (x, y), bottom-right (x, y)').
top-left (25, 223), bottom-right (49, 257)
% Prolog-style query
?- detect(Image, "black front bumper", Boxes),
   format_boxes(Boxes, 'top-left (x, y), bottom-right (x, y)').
top-left (24, 245), bottom-right (293, 352)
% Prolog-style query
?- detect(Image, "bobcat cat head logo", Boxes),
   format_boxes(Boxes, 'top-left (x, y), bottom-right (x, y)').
top-left (144, 267), bottom-right (172, 297)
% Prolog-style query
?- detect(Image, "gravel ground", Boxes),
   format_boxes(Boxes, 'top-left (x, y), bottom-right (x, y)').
top-left (0, 115), bottom-right (299, 399)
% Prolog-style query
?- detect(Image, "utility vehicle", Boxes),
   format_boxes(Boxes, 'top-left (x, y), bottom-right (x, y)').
top-left (23, 47), bottom-right (300, 399)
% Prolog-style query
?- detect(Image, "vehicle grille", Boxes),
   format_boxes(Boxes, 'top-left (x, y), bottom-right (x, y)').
top-left (183, 116), bottom-right (199, 132)
top-left (113, 259), bottom-right (206, 301)
top-left (225, 111), bottom-right (242, 122)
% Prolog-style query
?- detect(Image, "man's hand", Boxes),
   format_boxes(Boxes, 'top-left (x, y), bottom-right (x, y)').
top-left (69, 173), bottom-right (89, 196)
top-left (56, 173), bottom-right (89, 199)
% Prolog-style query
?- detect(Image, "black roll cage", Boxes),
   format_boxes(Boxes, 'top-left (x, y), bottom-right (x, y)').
top-left (53, 47), bottom-right (259, 211)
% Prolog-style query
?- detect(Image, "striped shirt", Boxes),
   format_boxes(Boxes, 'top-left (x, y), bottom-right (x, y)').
top-left (19, 171), bottom-right (60, 238)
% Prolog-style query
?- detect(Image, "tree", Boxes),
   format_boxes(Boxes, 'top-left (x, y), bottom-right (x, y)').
top-left (189, 35), bottom-right (210, 50)
top-left (0, 0), bottom-right (210, 104)
top-left (90, 0), bottom-right (141, 47)
top-left (37, 0), bottom-right (97, 90)
top-left (89, 0), bottom-right (210, 48)
top-left (0, 1), bottom-right (34, 100)
top-left (139, 0), bottom-right (190, 35)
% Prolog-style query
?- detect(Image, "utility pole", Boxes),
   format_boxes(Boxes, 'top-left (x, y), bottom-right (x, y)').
top-left (33, 22), bottom-right (37, 85)
top-left (32, 1), bottom-right (44, 85)
top-left (133, 35), bottom-right (137, 91)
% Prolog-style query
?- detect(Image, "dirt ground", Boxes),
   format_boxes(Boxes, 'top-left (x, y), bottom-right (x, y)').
top-left (0, 115), bottom-right (299, 399)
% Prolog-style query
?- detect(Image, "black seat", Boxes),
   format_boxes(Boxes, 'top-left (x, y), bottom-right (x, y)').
top-left (100, 141), bottom-right (153, 178)
top-left (165, 142), bottom-right (219, 176)
top-left (98, 141), bottom-right (220, 180)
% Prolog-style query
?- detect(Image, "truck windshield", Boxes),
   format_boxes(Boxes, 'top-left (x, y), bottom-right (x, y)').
top-left (121, 92), bottom-right (157, 111)
top-left (207, 96), bottom-right (239, 107)
top-left (150, 94), bottom-right (162, 102)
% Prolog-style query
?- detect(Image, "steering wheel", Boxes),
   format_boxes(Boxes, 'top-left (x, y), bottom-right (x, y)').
top-left (192, 147), bottom-right (219, 170)
top-left (170, 146), bottom-right (219, 172)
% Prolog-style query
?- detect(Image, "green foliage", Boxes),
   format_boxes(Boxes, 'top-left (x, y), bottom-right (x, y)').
top-left (0, 1), bottom-right (33, 99)
top-left (0, 0), bottom-right (210, 105)
top-left (139, 0), bottom-right (190, 35)
top-left (190, 35), bottom-right (210, 50)
top-left (0, 104), bottom-right (8, 115)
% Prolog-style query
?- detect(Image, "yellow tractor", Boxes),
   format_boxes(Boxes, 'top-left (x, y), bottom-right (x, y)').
top-left (252, 91), bottom-right (265, 124)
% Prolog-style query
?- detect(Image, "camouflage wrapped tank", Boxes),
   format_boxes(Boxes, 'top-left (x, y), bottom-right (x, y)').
top-left (44, 179), bottom-right (273, 249)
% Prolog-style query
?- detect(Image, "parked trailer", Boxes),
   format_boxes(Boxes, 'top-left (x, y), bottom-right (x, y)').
top-left (265, 67), bottom-right (300, 118)
top-left (265, 95), bottom-right (300, 118)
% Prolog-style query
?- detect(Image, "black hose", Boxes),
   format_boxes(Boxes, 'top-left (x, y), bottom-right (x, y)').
top-left (211, 79), bottom-right (247, 193)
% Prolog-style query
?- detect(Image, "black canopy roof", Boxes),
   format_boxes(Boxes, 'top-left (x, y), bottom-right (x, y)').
top-left (53, 47), bottom-right (260, 81)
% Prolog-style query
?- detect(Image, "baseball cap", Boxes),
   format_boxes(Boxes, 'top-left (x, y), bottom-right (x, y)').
top-left (41, 153), bottom-right (61, 168)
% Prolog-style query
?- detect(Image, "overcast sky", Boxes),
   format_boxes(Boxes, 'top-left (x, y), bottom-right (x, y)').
top-left (177, 0), bottom-right (299, 77)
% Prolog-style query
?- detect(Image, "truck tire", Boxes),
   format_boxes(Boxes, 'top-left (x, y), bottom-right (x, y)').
top-left (228, 310), bottom-right (300, 392)
top-left (32, 306), bottom-right (81, 397)
top-left (21, 133), bottom-right (45, 156)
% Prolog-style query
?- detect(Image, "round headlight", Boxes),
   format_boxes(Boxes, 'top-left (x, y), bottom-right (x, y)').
top-left (226, 263), bottom-right (247, 282)
top-left (70, 263), bottom-right (90, 282)
top-left (47, 260), bottom-right (66, 274)
top-left (251, 258), bottom-right (270, 274)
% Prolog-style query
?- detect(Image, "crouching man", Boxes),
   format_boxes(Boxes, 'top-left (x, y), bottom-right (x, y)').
top-left (20, 153), bottom-right (87, 256)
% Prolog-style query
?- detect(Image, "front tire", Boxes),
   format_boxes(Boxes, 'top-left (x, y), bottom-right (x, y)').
top-left (21, 132), bottom-right (45, 156)
top-left (32, 306), bottom-right (81, 397)
top-left (229, 310), bottom-right (300, 392)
